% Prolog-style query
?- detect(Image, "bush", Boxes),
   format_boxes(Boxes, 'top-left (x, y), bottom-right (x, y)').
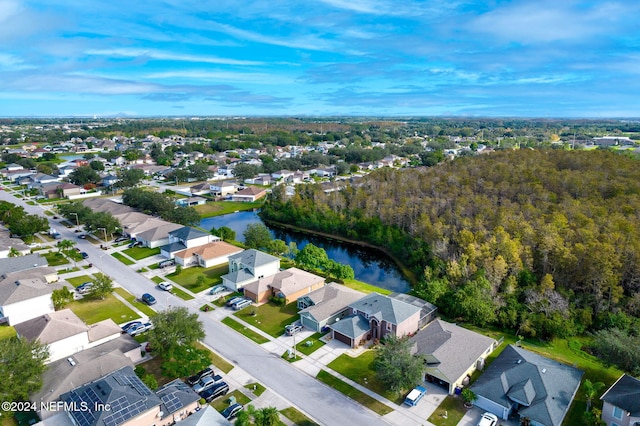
top-left (269, 296), bottom-right (285, 306)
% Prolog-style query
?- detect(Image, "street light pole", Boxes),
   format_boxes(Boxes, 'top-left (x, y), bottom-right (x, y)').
top-left (70, 212), bottom-right (79, 228)
top-left (97, 227), bottom-right (107, 242)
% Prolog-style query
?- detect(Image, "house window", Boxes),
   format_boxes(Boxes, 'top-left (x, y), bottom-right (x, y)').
top-left (386, 322), bottom-right (392, 331)
top-left (613, 406), bottom-right (623, 420)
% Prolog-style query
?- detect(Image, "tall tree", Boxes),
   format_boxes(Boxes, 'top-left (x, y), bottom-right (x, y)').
top-left (86, 273), bottom-right (114, 300)
top-left (583, 379), bottom-right (605, 412)
top-left (116, 168), bottom-right (146, 188)
top-left (243, 223), bottom-right (273, 250)
top-left (146, 307), bottom-right (205, 359)
top-left (0, 337), bottom-right (49, 415)
top-left (160, 345), bottom-right (211, 379)
top-left (211, 226), bottom-right (236, 241)
top-left (373, 335), bottom-right (425, 396)
top-left (68, 166), bottom-right (100, 185)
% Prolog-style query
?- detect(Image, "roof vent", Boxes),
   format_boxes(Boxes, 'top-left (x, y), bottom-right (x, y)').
top-left (516, 359), bottom-right (522, 364)
top-left (67, 357), bottom-right (76, 366)
top-left (542, 368), bottom-right (547, 373)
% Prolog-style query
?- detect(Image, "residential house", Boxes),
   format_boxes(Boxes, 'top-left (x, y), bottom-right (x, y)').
top-left (221, 249), bottom-right (280, 291)
top-left (243, 267), bottom-right (325, 304)
top-left (0, 227), bottom-right (30, 258)
top-left (600, 374), bottom-right (640, 426)
top-left (178, 405), bottom-right (229, 426)
top-left (161, 227), bottom-right (214, 259)
top-left (189, 182), bottom-right (210, 196)
top-left (297, 283), bottom-right (366, 332)
top-left (14, 309), bottom-right (122, 363)
top-left (231, 186), bottom-right (267, 202)
top-left (0, 266), bottom-right (64, 325)
top-left (31, 334), bottom-right (140, 419)
top-left (61, 366), bottom-right (200, 426)
top-left (409, 319), bottom-right (497, 394)
top-left (471, 345), bottom-right (583, 426)
top-left (101, 174), bottom-right (119, 187)
top-left (174, 241), bottom-right (243, 268)
top-left (245, 174), bottom-right (272, 186)
top-left (209, 181), bottom-right (236, 197)
top-left (133, 219), bottom-right (184, 249)
top-left (271, 170), bottom-right (295, 180)
top-left (330, 293), bottom-right (421, 348)
top-left (57, 182), bottom-right (84, 198)
top-left (0, 253), bottom-right (49, 275)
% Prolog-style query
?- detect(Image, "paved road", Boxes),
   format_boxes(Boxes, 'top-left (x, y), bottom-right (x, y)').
top-left (0, 190), bottom-right (388, 426)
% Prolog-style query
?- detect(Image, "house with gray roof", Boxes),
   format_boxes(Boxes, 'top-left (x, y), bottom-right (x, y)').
top-left (0, 226), bottom-right (30, 258)
top-left (31, 335), bottom-right (141, 420)
top-left (0, 253), bottom-right (48, 275)
top-left (330, 292), bottom-right (421, 348)
top-left (160, 226), bottom-right (214, 259)
top-left (221, 249), bottom-right (280, 291)
top-left (470, 345), bottom-right (583, 425)
top-left (297, 283), bottom-right (366, 332)
top-left (61, 366), bottom-right (200, 426)
top-left (600, 374), bottom-right (640, 426)
top-left (0, 267), bottom-right (64, 325)
top-left (409, 319), bottom-right (497, 395)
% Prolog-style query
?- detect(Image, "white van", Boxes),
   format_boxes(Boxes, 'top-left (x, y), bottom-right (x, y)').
top-left (232, 298), bottom-right (252, 311)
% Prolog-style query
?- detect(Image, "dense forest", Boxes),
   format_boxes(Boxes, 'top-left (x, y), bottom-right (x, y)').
top-left (262, 149), bottom-right (640, 340)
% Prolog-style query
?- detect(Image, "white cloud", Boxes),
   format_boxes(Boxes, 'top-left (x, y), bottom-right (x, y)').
top-left (85, 48), bottom-right (264, 66)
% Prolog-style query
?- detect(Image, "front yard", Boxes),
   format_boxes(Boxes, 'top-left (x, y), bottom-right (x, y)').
top-left (233, 301), bottom-right (299, 338)
top-left (113, 287), bottom-right (158, 317)
top-left (43, 251), bottom-right (69, 266)
top-left (221, 317), bottom-right (269, 344)
top-left (315, 370), bottom-right (393, 416)
top-left (165, 263), bottom-right (228, 293)
top-left (67, 293), bottom-right (140, 325)
top-left (123, 246), bottom-right (161, 260)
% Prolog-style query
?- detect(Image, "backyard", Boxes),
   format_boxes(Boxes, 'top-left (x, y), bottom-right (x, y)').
top-left (194, 200), bottom-right (263, 218)
top-left (165, 263), bottom-right (228, 293)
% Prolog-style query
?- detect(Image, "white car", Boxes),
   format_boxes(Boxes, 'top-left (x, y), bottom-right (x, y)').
top-left (477, 412), bottom-right (499, 426)
top-left (158, 281), bottom-right (173, 291)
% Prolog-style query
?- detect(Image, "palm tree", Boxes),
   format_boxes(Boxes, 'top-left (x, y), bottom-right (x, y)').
top-left (584, 379), bottom-right (605, 412)
top-left (57, 239), bottom-right (75, 253)
top-left (8, 247), bottom-right (21, 257)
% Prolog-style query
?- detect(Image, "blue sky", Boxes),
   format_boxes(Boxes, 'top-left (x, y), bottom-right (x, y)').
top-left (1, 0), bottom-right (639, 117)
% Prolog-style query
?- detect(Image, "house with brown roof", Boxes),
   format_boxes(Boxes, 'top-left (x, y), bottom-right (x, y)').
top-left (231, 186), bottom-right (267, 202)
top-left (14, 309), bottom-right (122, 363)
top-left (243, 267), bottom-right (325, 304)
top-left (174, 241), bottom-right (243, 268)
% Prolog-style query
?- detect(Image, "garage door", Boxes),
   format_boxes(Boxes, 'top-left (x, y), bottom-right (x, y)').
top-left (333, 331), bottom-right (352, 346)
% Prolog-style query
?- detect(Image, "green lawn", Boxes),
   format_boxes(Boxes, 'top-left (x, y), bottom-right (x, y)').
top-left (233, 301), bottom-right (299, 337)
top-left (279, 407), bottom-right (319, 426)
top-left (315, 370), bottom-right (393, 416)
top-left (327, 350), bottom-right (401, 403)
top-left (123, 246), bottom-right (161, 260)
top-left (244, 382), bottom-right (266, 397)
top-left (221, 317), bottom-right (269, 344)
top-left (165, 263), bottom-right (228, 293)
top-left (113, 287), bottom-right (157, 317)
top-left (427, 395), bottom-right (467, 426)
top-left (195, 200), bottom-right (264, 218)
top-left (66, 275), bottom-right (93, 287)
top-left (0, 325), bottom-right (17, 340)
top-left (112, 252), bottom-right (135, 265)
top-left (341, 278), bottom-right (392, 295)
top-left (296, 333), bottom-right (327, 356)
top-left (151, 276), bottom-right (195, 300)
top-left (44, 251), bottom-right (69, 266)
top-left (197, 343), bottom-right (234, 373)
top-left (210, 389), bottom-right (251, 411)
top-left (67, 293), bottom-right (140, 325)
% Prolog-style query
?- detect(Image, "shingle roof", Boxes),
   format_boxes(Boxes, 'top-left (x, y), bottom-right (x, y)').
top-left (243, 267), bottom-right (324, 298)
top-left (169, 226), bottom-right (210, 241)
top-left (410, 319), bottom-right (496, 383)
top-left (61, 366), bottom-right (161, 426)
top-left (15, 309), bottom-right (88, 344)
top-left (471, 345), bottom-right (583, 426)
top-left (221, 268), bottom-right (255, 283)
top-left (298, 283), bottom-right (365, 323)
top-left (135, 220), bottom-right (183, 241)
top-left (174, 241), bottom-right (242, 261)
top-left (601, 374), bottom-right (640, 416)
top-left (0, 269), bottom-right (62, 305)
top-left (87, 319), bottom-right (122, 343)
top-left (349, 292), bottom-right (420, 325)
top-left (330, 315), bottom-right (370, 339)
top-left (229, 249), bottom-right (279, 269)
top-left (0, 253), bottom-right (48, 277)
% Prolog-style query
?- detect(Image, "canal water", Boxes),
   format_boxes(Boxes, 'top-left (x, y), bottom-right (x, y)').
top-left (199, 211), bottom-right (410, 293)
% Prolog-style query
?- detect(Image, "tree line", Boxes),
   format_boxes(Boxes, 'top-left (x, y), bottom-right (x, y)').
top-left (262, 149), bottom-right (640, 347)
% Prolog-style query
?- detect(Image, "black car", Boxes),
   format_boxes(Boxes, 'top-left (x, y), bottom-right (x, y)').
top-left (114, 236), bottom-right (129, 243)
top-left (221, 403), bottom-right (243, 420)
top-left (80, 251), bottom-right (89, 259)
top-left (200, 381), bottom-right (229, 403)
top-left (76, 282), bottom-right (94, 294)
top-left (121, 321), bottom-right (142, 333)
top-left (187, 367), bottom-right (214, 386)
top-left (141, 293), bottom-right (157, 305)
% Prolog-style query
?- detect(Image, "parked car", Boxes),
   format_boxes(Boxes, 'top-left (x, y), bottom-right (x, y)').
top-left (158, 281), bottom-right (173, 291)
top-left (158, 259), bottom-right (176, 268)
top-left (200, 381), bottom-right (229, 403)
top-left (187, 367), bottom-right (215, 386)
top-left (209, 285), bottom-right (225, 296)
top-left (77, 234), bottom-right (87, 239)
top-left (226, 296), bottom-right (244, 307)
top-left (221, 403), bottom-right (243, 420)
top-left (285, 323), bottom-right (303, 336)
top-left (193, 375), bottom-right (217, 394)
top-left (76, 282), bottom-right (94, 294)
top-left (477, 412), bottom-right (499, 426)
top-left (114, 236), bottom-right (129, 243)
top-left (141, 293), bottom-right (157, 305)
top-left (404, 385), bottom-right (427, 407)
top-left (80, 252), bottom-right (89, 259)
top-left (232, 298), bottom-right (252, 311)
top-left (127, 322), bottom-right (153, 336)
top-left (121, 321), bottom-right (142, 333)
